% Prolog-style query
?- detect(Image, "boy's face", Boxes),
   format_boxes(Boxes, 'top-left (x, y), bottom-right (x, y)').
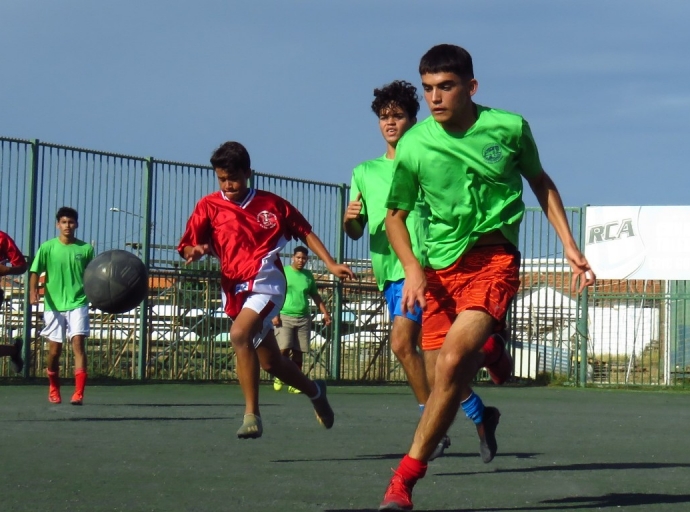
top-left (378, 105), bottom-right (415, 147)
top-left (421, 71), bottom-right (478, 129)
top-left (292, 251), bottom-right (308, 270)
top-left (56, 216), bottom-right (77, 238)
top-left (215, 167), bottom-right (250, 202)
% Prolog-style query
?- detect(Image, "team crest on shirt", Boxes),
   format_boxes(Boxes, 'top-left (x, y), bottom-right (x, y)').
top-left (482, 143), bottom-right (503, 163)
top-left (257, 210), bottom-right (278, 229)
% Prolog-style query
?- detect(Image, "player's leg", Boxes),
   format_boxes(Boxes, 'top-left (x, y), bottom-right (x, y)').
top-left (287, 316), bottom-right (309, 393)
top-left (0, 338), bottom-right (24, 373)
top-left (273, 318), bottom-right (293, 391)
top-left (68, 307), bottom-right (89, 405)
top-left (481, 327), bottom-right (513, 385)
top-left (42, 311), bottom-right (66, 404)
top-left (391, 315), bottom-right (428, 404)
top-left (229, 306), bottom-right (263, 417)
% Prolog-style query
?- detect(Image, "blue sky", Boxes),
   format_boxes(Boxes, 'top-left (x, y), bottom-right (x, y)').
top-left (2, 0), bottom-right (689, 208)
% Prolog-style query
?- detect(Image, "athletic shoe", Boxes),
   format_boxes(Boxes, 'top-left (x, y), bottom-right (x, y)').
top-left (483, 333), bottom-right (513, 385)
top-left (428, 435), bottom-right (451, 461)
top-left (287, 386), bottom-right (302, 394)
top-left (477, 406), bottom-right (500, 463)
top-left (9, 338), bottom-right (23, 374)
top-left (311, 379), bottom-right (334, 429)
top-left (70, 392), bottom-right (83, 406)
top-left (379, 471), bottom-right (416, 511)
top-left (48, 386), bottom-right (62, 404)
top-left (273, 378), bottom-right (283, 391)
top-left (236, 413), bottom-right (263, 439)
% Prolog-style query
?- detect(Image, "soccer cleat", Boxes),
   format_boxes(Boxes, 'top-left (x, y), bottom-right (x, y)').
top-left (273, 378), bottom-right (283, 391)
top-left (70, 392), bottom-right (83, 406)
top-left (379, 471), bottom-right (416, 511)
top-left (477, 406), bottom-right (500, 463)
top-left (10, 338), bottom-right (23, 374)
top-left (428, 435), bottom-right (451, 461)
top-left (237, 413), bottom-right (263, 439)
top-left (483, 333), bottom-right (513, 385)
top-left (287, 386), bottom-right (302, 394)
top-left (311, 379), bottom-right (334, 429)
top-left (48, 386), bottom-right (62, 404)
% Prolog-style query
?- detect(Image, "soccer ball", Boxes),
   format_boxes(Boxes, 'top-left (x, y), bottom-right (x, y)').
top-left (84, 250), bottom-right (149, 314)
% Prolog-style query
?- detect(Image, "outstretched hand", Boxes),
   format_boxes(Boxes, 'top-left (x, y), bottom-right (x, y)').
top-left (328, 263), bottom-right (356, 281)
top-left (566, 246), bottom-right (596, 293)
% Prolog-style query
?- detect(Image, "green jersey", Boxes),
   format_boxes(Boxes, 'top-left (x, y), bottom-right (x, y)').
top-left (386, 106), bottom-right (543, 269)
top-left (280, 266), bottom-right (318, 317)
top-left (350, 155), bottom-right (427, 291)
top-left (30, 238), bottom-right (95, 312)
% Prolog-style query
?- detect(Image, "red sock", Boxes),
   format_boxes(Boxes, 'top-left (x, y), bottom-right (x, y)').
top-left (396, 455), bottom-right (427, 481)
top-left (74, 368), bottom-right (87, 395)
top-left (47, 369), bottom-right (60, 388)
top-left (482, 334), bottom-right (504, 366)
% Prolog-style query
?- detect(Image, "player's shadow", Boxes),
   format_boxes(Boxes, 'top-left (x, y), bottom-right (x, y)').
top-left (435, 461), bottom-right (690, 477)
top-left (324, 492), bottom-right (690, 511)
top-left (272, 452), bottom-right (540, 463)
top-left (99, 403), bottom-right (261, 407)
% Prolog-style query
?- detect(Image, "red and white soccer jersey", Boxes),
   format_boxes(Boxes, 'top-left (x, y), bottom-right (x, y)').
top-left (0, 231), bottom-right (27, 268)
top-left (178, 189), bottom-right (312, 318)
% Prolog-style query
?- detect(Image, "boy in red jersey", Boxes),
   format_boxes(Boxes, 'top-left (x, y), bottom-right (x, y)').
top-left (379, 44), bottom-right (595, 510)
top-left (179, 141), bottom-right (355, 439)
top-left (0, 230), bottom-right (28, 373)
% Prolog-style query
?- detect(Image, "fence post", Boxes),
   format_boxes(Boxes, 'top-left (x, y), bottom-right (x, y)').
top-left (21, 139), bottom-right (40, 378)
top-left (137, 157), bottom-right (154, 380)
top-left (330, 183), bottom-right (347, 380)
top-left (577, 204), bottom-right (590, 387)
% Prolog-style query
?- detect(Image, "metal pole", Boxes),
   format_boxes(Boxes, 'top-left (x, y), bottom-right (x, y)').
top-left (330, 184), bottom-right (346, 380)
top-left (578, 204), bottom-right (590, 387)
top-left (137, 157), bottom-right (154, 380)
top-left (21, 140), bottom-right (40, 378)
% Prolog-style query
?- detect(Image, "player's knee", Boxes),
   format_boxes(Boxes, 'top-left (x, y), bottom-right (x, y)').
top-left (229, 326), bottom-right (252, 350)
top-left (260, 354), bottom-right (281, 373)
top-left (391, 335), bottom-right (415, 359)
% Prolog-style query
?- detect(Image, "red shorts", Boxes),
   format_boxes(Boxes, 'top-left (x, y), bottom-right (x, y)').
top-left (422, 244), bottom-right (520, 351)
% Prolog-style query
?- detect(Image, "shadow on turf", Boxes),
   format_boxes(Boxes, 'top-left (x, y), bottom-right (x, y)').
top-left (7, 416), bottom-right (234, 422)
top-left (272, 452), bottom-right (541, 463)
top-left (435, 461), bottom-right (690, 477)
top-left (325, 491), bottom-right (690, 511)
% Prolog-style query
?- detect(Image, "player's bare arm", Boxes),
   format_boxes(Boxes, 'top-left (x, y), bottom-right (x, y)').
top-left (312, 294), bottom-right (332, 326)
top-left (343, 192), bottom-right (365, 240)
top-left (182, 244), bottom-right (211, 264)
top-left (526, 170), bottom-right (596, 293)
top-left (303, 232), bottom-right (355, 280)
top-left (0, 262), bottom-right (27, 276)
top-left (385, 208), bottom-right (427, 313)
top-left (28, 272), bottom-right (40, 305)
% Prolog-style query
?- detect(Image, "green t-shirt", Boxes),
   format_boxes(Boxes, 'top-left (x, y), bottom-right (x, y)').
top-left (280, 266), bottom-right (318, 317)
top-left (350, 155), bottom-right (427, 291)
top-left (386, 106), bottom-right (543, 269)
top-left (29, 238), bottom-right (95, 312)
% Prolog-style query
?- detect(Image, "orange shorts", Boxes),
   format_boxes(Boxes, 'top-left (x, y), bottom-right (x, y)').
top-left (422, 244), bottom-right (520, 351)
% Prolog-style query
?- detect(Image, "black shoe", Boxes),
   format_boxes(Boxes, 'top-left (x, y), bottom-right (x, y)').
top-left (478, 406), bottom-right (500, 463)
top-left (311, 379), bottom-right (334, 429)
top-left (10, 338), bottom-right (23, 374)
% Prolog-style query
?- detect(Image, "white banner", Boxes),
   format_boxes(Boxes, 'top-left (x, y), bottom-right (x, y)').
top-left (584, 206), bottom-right (690, 279)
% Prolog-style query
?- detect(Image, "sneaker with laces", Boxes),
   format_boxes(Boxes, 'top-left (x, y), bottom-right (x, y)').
top-left (287, 386), bottom-right (302, 394)
top-left (236, 413), bottom-right (263, 439)
top-left (10, 338), bottom-right (23, 374)
top-left (379, 471), bottom-right (416, 511)
top-left (310, 379), bottom-right (334, 429)
top-left (477, 406), bottom-right (500, 463)
top-left (273, 378), bottom-right (283, 391)
top-left (428, 435), bottom-right (451, 461)
top-left (49, 386), bottom-right (62, 404)
top-left (70, 392), bottom-right (83, 406)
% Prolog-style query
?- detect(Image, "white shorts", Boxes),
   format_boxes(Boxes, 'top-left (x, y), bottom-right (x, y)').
top-left (242, 292), bottom-right (284, 348)
top-left (41, 306), bottom-right (90, 343)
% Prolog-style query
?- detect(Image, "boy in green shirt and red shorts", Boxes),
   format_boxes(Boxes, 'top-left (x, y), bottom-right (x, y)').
top-left (29, 207), bottom-right (95, 405)
top-left (379, 44), bottom-right (595, 511)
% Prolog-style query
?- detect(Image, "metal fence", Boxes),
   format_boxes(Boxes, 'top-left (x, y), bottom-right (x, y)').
top-left (1, 136), bottom-right (688, 387)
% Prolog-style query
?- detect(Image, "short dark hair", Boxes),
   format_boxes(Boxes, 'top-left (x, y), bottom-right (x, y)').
top-left (371, 80), bottom-right (420, 120)
top-left (419, 44), bottom-right (474, 80)
top-left (210, 141), bottom-right (251, 173)
top-left (293, 246), bottom-right (308, 256)
top-left (56, 206), bottom-right (78, 222)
